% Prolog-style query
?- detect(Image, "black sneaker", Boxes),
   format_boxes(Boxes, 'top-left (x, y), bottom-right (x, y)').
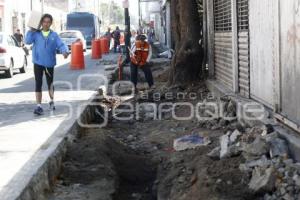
top-left (49, 101), bottom-right (56, 111)
top-left (34, 106), bottom-right (44, 115)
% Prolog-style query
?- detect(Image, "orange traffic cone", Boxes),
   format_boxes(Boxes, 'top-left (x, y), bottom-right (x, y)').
top-left (98, 39), bottom-right (102, 59)
top-left (100, 38), bottom-right (109, 54)
top-left (91, 39), bottom-right (101, 59)
top-left (70, 42), bottom-right (85, 70)
top-left (104, 38), bottom-right (109, 54)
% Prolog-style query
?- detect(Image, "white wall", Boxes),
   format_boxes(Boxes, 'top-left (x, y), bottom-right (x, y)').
top-left (1, 0), bottom-right (42, 34)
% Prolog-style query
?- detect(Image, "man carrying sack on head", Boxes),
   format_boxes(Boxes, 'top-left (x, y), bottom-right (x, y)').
top-left (129, 34), bottom-right (154, 92)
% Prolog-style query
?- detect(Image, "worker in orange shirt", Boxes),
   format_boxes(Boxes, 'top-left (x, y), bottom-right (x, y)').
top-left (129, 34), bottom-right (154, 91)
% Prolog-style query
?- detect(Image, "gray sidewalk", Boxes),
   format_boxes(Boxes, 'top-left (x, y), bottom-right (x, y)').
top-left (0, 52), bottom-right (119, 199)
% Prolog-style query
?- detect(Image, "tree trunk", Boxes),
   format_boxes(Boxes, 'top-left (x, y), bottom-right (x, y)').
top-left (169, 0), bottom-right (203, 85)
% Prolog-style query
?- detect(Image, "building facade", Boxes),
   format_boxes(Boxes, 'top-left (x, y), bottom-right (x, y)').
top-left (0, 0), bottom-right (67, 36)
top-left (205, 0), bottom-right (300, 131)
top-left (141, 0), bottom-right (172, 49)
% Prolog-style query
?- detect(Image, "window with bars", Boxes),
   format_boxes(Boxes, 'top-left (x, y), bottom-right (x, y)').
top-left (214, 0), bottom-right (232, 32)
top-left (237, 0), bottom-right (249, 31)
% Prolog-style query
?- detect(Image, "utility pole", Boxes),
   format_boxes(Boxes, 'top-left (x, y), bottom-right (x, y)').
top-left (138, 0), bottom-right (141, 28)
top-left (41, 0), bottom-right (44, 14)
top-left (123, 0), bottom-right (131, 63)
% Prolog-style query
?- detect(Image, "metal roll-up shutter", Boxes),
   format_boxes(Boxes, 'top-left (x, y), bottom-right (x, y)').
top-left (214, 0), bottom-right (233, 90)
top-left (237, 0), bottom-right (250, 97)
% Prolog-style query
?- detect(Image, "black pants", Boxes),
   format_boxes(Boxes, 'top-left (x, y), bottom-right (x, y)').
top-left (114, 39), bottom-right (120, 53)
top-left (34, 64), bottom-right (54, 92)
top-left (130, 62), bottom-right (154, 88)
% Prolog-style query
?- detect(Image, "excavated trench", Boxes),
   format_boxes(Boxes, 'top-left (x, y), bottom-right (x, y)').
top-left (48, 102), bottom-right (159, 200)
top-left (47, 83), bottom-right (267, 200)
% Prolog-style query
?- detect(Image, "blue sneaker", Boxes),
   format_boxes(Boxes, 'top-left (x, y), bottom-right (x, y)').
top-left (34, 106), bottom-right (44, 115)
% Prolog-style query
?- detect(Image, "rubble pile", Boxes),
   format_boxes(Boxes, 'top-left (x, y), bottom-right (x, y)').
top-left (207, 124), bottom-right (300, 200)
top-left (197, 97), bottom-right (242, 131)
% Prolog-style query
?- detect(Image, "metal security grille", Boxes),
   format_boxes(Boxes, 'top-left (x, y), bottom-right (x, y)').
top-left (214, 0), bottom-right (232, 32)
top-left (237, 0), bottom-right (249, 30)
top-left (237, 0), bottom-right (250, 97)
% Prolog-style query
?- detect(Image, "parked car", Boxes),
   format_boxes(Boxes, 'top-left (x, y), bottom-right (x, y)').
top-left (59, 30), bottom-right (87, 51)
top-left (0, 33), bottom-right (27, 78)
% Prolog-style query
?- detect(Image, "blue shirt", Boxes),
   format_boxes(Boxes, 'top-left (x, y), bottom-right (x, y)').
top-left (25, 30), bottom-right (68, 68)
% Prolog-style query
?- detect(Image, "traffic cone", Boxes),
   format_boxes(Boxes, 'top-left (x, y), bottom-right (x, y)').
top-left (98, 39), bottom-right (102, 59)
top-left (100, 38), bottom-right (109, 54)
top-left (91, 39), bottom-right (101, 59)
top-left (70, 42), bottom-right (85, 70)
top-left (104, 38), bottom-right (109, 54)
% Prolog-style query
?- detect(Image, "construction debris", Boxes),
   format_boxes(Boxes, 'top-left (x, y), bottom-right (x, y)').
top-left (49, 62), bottom-right (300, 200)
top-left (249, 167), bottom-right (276, 193)
top-left (242, 136), bottom-right (269, 160)
top-left (173, 135), bottom-right (211, 151)
top-left (158, 49), bottom-right (174, 59)
top-left (207, 146), bottom-right (221, 160)
top-left (220, 132), bottom-right (230, 159)
top-left (269, 137), bottom-right (289, 158)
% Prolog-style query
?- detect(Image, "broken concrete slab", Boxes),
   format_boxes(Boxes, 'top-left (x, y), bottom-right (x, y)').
top-left (293, 174), bottom-right (300, 187)
top-left (230, 129), bottom-right (242, 143)
top-left (220, 133), bottom-right (230, 159)
top-left (207, 146), bottom-right (221, 160)
top-left (264, 132), bottom-right (280, 143)
top-left (227, 144), bottom-right (242, 157)
top-left (240, 156), bottom-right (272, 172)
top-left (242, 136), bottom-right (269, 160)
top-left (249, 167), bottom-right (276, 193)
top-left (269, 137), bottom-right (289, 159)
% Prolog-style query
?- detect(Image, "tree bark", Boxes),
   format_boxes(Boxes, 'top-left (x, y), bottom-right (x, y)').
top-left (169, 0), bottom-right (203, 85)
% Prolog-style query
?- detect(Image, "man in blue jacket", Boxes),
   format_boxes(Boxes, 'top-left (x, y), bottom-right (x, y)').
top-left (26, 14), bottom-right (69, 115)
